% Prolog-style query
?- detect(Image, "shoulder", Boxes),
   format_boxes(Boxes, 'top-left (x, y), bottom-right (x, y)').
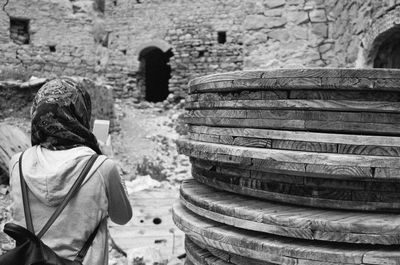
top-left (9, 146), bottom-right (36, 172)
top-left (95, 156), bottom-right (120, 181)
top-left (96, 156), bottom-right (118, 173)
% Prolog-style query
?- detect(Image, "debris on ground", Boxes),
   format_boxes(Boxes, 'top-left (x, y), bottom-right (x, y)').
top-left (125, 175), bottom-right (161, 194)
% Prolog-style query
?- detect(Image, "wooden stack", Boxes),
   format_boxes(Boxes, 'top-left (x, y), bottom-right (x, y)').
top-left (173, 69), bottom-right (400, 265)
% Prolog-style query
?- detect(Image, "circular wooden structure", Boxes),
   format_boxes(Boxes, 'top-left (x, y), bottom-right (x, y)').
top-left (180, 179), bottom-right (400, 245)
top-left (173, 68), bottom-right (400, 264)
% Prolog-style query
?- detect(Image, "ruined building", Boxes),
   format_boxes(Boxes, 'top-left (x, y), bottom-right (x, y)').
top-left (0, 0), bottom-right (399, 101)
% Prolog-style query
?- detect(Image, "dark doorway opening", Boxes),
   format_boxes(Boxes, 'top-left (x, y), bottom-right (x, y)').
top-left (138, 47), bottom-right (173, 102)
top-left (218, 31), bottom-right (227, 44)
top-left (373, 30), bottom-right (400, 68)
top-left (10, 17), bottom-right (30, 45)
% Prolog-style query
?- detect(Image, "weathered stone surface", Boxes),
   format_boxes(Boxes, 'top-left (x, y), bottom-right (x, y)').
top-left (311, 23), bottom-right (328, 38)
top-left (318, 43), bottom-right (333, 53)
top-left (267, 29), bottom-right (290, 42)
top-left (0, 0), bottom-right (396, 99)
top-left (309, 9), bottom-right (327, 22)
top-left (287, 0), bottom-right (305, 6)
top-left (264, 9), bottom-right (283, 17)
top-left (265, 0), bottom-right (286, 8)
top-left (292, 26), bottom-right (308, 39)
top-left (243, 15), bottom-right (267, 30)
top-left (244, 32), bottom-right (269, 45)
top-left (265, 17), bottom-right (287, 28)
top-left (287, 11), bottom-right (309, 24)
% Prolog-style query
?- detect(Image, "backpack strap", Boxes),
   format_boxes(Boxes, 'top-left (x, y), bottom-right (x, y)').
top-left (19, 151), bottom-right (34, 233)
top-left (74, 219), bottom-right (103, 263)
top-left (19, 152), bottom-right (99, 238)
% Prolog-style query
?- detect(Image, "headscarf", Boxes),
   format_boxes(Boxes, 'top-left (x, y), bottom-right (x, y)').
top-left (31, 78), bottom-right (102, 154)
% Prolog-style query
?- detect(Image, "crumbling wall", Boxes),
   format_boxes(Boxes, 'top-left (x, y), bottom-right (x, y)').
top-left (327, 0), bottom-right (400, 67)
top-left (105, 0), bottom-right (244, 99)
top-left (162, 0), bottom-right (244, 99)
top-left (0, 0), bottom-right (105, 79)
top-left (0, 0), bottom-right (396, 100)
top-left (242, 0), bottom-right (334, 68)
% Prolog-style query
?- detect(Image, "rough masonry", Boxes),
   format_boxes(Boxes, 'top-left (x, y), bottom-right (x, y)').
top-left (0, 0), bottom-right (400, 100)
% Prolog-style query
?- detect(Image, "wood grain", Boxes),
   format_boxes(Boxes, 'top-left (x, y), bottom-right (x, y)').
top-left (178, 68), bottom-right (400, 264)
top-left (289, 90), bottom-right (400, 101)
top-left (188, 132), bottom-right (400, 156)
top-left (180, 179), bottom-right (400, 244)
top-left (178, 139), bottom-right (400, 171)
top-left (185, 237), bottom-right (232, 265)
top-left (188, 69), bottom-right (400, 93)
top-left (188, 237), bottom-right (277, 265)
top-left (182, 150), bottom-right (374, 179)
top-left (185, 236), bottom-right (275, 265)
top-left (189, 69), bottom-right (400, 86)
top-left (188, 126), bottom-right (400, 147)
top-left (191, 166), bottom-right (400, 211)
top-left (183, 116), bottom-right (400, 135)
top-left (191, 157), bottom-right (400, 192)
top-left (185, 100), bottom-right (400, 114)
top-left (173, 202), bottom-right (400, 264)
top-left (186, 109), bottom-right (400, 124)
top-left (186, 90), bottom-right (400, 102)
top-left (186, 90), bottom-right (288, 102)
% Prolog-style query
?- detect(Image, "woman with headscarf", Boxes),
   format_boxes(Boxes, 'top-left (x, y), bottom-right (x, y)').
top-left (8, 78), bottom-right (132, 264)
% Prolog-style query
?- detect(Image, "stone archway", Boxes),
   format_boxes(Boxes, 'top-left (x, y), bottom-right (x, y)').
top-left (362, 9), bottom-right (400, 68)
top-left (137, 41), bottom-right (173, 102)
top-left (372, 27), bottom-right (400, 68)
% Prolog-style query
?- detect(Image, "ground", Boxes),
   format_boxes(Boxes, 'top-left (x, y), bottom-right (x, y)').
top-left (0, 97), bottom-right (190, 265)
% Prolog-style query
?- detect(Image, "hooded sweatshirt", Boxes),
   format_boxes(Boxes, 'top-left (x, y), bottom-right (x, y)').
top-left (9, 145), bottom-right (132, 265)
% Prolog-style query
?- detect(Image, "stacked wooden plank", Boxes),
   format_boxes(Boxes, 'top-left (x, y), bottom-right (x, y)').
top-left (173, 69), bottom-right (400, 264)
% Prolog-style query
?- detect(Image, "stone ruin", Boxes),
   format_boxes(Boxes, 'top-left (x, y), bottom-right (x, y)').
top-left (1, 0), bottom-right (400, 102)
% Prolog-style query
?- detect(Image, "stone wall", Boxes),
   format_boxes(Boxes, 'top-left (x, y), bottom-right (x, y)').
top-left (0, 0), bottom-right (397, 100)
top-left (0, 0), bottom-right (105, 80)
top-left (104, 0), bottom-right (245, 99)
top-left (242, 0), bottom-right (332, 68)
top-left (327, 0), bottom-right (400, 68)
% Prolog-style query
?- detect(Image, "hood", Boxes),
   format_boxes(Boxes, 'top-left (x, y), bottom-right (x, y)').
top-left (20, 146), bottom-right (96, 207)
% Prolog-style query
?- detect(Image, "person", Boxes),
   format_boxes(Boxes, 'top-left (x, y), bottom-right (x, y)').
top-left (8, 78), bottom-right (132, 265)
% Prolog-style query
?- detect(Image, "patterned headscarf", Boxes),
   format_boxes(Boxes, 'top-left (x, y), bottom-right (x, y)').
top-left (31, 78), bottom-right (102, 154)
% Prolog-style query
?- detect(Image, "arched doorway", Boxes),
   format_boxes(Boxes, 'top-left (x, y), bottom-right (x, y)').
top-left (138, 46), bottom-right (173, 102)
top-left (373, 29), bottom-right (400, 68)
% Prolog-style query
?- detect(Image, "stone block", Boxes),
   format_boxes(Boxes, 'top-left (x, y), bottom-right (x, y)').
top-left (267, 29), bottom-right (290, 42)
top-left (265, 17), bottom-right (287, 28)
top-left (287, 11), bottom-right (309, 24)
top-left (311, 22), bottom-right (328, 38)
top-left (287, 0), bottom-right (305, 5)
top-left (243, 15), bottom-right (267, 30)
top-left (309, 9), bottom-right (327, 22)
top-left (346, 40), bottom-right (360, 63)
top-left (292, 26), bottom-right (308, 39)
top-left (265, 0), bottom-right (286, 8)
top-left (304, 0), bottom-right (325, 10)
top-left (264, 9), bottom-right (283, 17)
top-left (244, 32), bottom-right (269, 45)
top-left (304, 2), bottom-right (314, 10)
top-left (321, 49), bottom-right (336, 60)
top-left (318, 43), bottom-right (333, 53)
